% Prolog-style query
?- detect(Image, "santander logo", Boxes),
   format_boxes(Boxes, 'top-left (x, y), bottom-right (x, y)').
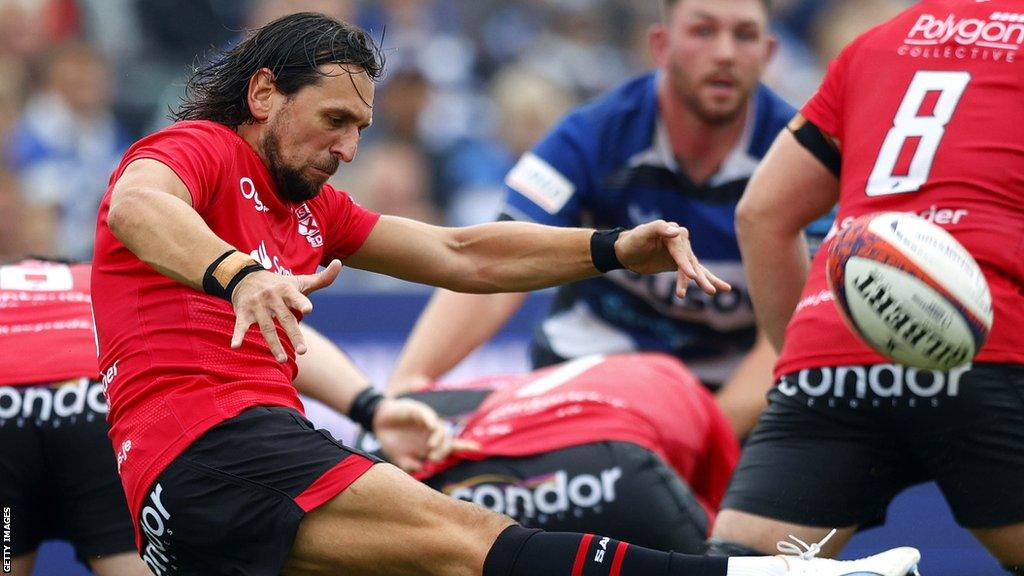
top-left (905, 12), bottom-right (1024, 50)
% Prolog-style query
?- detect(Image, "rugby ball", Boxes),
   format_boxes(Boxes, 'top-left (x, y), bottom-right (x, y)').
top-left (826, 212), bottom-right (992, 371)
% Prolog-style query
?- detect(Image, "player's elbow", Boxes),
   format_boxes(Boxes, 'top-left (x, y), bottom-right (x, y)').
top-left (735, 192), bottom-right (772, 246)
top-left (106, 188), bottom-right (144, 243)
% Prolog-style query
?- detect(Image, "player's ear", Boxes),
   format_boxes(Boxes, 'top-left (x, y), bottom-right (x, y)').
top-left (648, 24), bottom-right (669, 67)
top-left (247, 68), bottom-right (276, 123)
top-left (764, 34), bottom-right (778, 63)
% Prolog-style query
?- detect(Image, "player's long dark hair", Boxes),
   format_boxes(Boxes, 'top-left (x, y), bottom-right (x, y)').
top-left (172, 12), bottom-right (384, 128)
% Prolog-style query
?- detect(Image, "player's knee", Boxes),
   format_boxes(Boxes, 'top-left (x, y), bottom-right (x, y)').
top-left (419, 494), bottom-right (516, 576)
top-left (705, 538), bottom-right (771, 556)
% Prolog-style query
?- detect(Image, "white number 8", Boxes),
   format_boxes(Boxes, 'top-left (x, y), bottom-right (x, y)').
top-left (866, 71), bottom-right (970, 196)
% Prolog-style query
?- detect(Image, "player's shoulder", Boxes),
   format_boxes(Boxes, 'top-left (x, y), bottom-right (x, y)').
top-left (150, 119), bottom-right (237, 141)
top-left (749, 83), bottom-right (797, 157)
top-left (557, 72), bottom-right (659, 147)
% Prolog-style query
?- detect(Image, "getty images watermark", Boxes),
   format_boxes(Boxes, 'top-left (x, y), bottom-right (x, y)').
top-left (3, 506), bottom-right (11, 574)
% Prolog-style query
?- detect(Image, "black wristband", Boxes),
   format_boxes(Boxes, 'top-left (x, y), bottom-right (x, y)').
top-left (349, 386), bottom-right (385, 431)
top-left (202, 250), bottom-right (265, 301)
top-left (591, 228), bottom-right (626, 273)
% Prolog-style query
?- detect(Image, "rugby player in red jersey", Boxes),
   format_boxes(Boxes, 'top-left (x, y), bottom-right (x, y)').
top-left (717, 0), bottom-right (1024, 572)
top-left (90, 11), bottom-right (918, 576)
top-left (0, 260), bottom-right (150, 576)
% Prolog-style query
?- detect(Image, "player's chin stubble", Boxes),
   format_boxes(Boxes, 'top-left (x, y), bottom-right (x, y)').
top-left (262, 128), bottom-right (324, 204)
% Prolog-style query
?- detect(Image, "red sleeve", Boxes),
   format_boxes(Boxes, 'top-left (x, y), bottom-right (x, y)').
top-left (118, 122), bottom-right (231, 212)
top-left (801, 55), bottom-right (846, 141)
top-left (316, 185), bottom-right (381, 262)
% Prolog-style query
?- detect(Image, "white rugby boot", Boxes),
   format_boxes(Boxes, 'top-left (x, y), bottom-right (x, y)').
top-left (775, 530), bottom-right (921, 576)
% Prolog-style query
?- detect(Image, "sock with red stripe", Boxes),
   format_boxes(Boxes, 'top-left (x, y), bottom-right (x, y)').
top-left (483, 525), bottom-right (728, 576)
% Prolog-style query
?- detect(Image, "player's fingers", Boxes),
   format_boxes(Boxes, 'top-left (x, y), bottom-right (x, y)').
top-left (689, 257), bottom-right (719, 295)
top-left (659, 221), bottom-right (683, 238)
top-left (704, 265), bottom-right (732, 292)
top-left (665, 234), bottom-right (699, 278)
top-left (427, 430), bottom-right (454, 462)
top-left (299, 259), bottom-right (342, 295)
top-left (231, 312), bottom-right (253, 349)
top-left (255, 310), bottom-right (287, 363)
top-left (450, 438), bottom-right (481, 454)
top-left (283, 290), bottom-right (314, 316)
top-left (274, 306), bottom-right (306, 355)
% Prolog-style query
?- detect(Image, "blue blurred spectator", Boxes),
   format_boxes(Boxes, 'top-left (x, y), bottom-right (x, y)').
top-left (6, 42), bottom-right (129, 260)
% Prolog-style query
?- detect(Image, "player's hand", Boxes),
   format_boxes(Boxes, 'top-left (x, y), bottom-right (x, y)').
top-left (373, 397), bottom-right (479, 473)
top-left (229, 260), bottom-right (343, 362)
top-left (615, 220), bottom-right (732, 299)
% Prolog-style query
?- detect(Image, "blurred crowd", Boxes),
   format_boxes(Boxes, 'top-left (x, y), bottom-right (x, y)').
top-left (0, 0), bottom-right (912, 289)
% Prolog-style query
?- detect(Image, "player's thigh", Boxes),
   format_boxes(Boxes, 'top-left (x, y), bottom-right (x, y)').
top-left (971, 523), bottom-right (1024, 565)
top-left (713, 510), bottom-right (856, 557)
top-left (8, 551), bottom-right (37, 576)
top-left (89, 551), bottom-right (154, 576)
top-left (282, 463), bottom-right (513, 576)
top-left (427, 441), bottom-right (709, 553)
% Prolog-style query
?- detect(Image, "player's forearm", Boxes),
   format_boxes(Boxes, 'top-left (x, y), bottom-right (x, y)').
top-left (107, 187), bottom-right (235, 290)
top-left (388, 289), bottom-right (528, 395)
top-left (447, 221), bottom-right (599, 292)
top-left (736, 220), bottom-right (809, 352)
top-left (293, 324), bottom-right (372, 414)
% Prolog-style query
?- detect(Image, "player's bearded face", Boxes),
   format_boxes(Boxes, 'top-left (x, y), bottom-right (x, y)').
top-left (261, 116), bottom-right (337, 204)
top-left (659, 0), bottom-right (774, 124)
top-left (259, 66), bottom-right (373, 204)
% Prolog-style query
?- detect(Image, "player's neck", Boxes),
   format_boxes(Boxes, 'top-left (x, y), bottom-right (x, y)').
top-left (236, 123), bottom-right (269, 167)
top-left (658, 81), bottom-right (747, 185)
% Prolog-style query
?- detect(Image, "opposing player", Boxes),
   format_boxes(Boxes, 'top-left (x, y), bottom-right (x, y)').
top-left (390, 0), bottom-right (793, 437)
top-left (0, 259), bottom-right (151, 576)
top-left (90, 12), bottom-right (919, 576)
top-left (714, 0), bottom-right (1024, 572)
top-left (359, 353), bottom-right (739, 554)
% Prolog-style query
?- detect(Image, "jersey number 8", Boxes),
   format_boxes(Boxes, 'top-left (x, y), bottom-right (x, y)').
top-left (866, 70), bottom-right (971, 196)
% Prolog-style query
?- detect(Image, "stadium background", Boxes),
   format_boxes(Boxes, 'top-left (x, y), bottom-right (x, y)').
top-left (0, 0), bottom-right (1000, 574)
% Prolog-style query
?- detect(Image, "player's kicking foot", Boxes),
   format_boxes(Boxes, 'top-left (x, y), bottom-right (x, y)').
top-left (774, 530), bottom-right (920, 576)
top-left (778, 546), bottom-right (921, 576)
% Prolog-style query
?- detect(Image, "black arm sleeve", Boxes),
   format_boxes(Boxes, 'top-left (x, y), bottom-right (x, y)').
top-left (787, 115), bottom-right (841, 178)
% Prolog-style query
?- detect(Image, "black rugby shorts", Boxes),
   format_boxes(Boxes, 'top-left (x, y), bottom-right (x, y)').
top-left (136, 406), bottom-right (379, 576)
top-left (425, 441), bottom-right (710, 554)
top-left (0, 379), bottom-right (136, 561)
top-left (722, 362), bottom-right (1024, 528)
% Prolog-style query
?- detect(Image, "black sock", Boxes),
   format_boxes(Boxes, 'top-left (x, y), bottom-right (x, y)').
top-left (483, 525), bottom-right (729, 576)
top-left (1005, 564), bottom-right (1024, 575)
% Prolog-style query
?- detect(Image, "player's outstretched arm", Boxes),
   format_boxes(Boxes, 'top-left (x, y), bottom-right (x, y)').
top-left (387, 290), bottom-right (528, 395)
top-left (736, 129), bottom-right (838, 352)
top-left (107, 159), bottom-right (339, 362)
top-left (345, 215), bottom-right (731, 296)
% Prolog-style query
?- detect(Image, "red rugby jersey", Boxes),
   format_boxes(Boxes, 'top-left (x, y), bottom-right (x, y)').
top-left (91, 121), bottom-right (380, 536)
top-left (418, 353), bottom-right (740, 519)
top-left (777, 0), bottom-right (1024, 376)
top-left (0, 260), bottom-right (96, 385)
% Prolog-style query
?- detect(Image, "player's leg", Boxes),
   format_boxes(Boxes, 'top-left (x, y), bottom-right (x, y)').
top-left (910, 363), bottom-right (1024, 569)
top-left (41, 379), bottom-right (150, 576)
top-left (8, 551), bottom-right (37, 576)
top-left (711, 512), bottom-right (855, 556)
top-left (282, 462), bottom-right (511, 576)
top-left (710, 376), bottom-right (919, 556)
top-left (285, 458), bottom-right (920, 576)
top-left (89, 552), bottom-right (155, 576)
top-left (970, 524), bottom-right (1024, 568)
